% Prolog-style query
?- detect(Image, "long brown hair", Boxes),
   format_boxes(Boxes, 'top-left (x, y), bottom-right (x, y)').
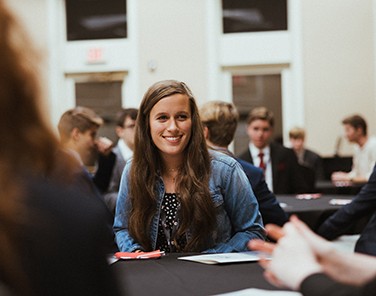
top-left (0, 1), bottom-right (64, 293)
top-left (129, 80), bottom-right (216, 251)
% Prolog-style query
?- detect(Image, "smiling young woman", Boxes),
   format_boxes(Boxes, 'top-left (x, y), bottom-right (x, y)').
top-left (114, 80), bottom-right (265, 253)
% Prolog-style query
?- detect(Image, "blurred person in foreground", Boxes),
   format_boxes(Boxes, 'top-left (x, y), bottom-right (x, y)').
top-left (0, 1), bottom-right (121, 295)
top-left (114, 80), bottom-right (265, 253)
top-left (199, 100), bottom-right (288, 226)
top-left (331, 114), bottom-right (376, 183)
top-left (249, 216), bottom-right (376, 296)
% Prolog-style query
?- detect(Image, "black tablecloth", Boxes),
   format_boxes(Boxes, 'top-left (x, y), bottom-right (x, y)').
top-left (111, 195), bottom-right (367, 295)
top-left (111, 253), bottom-right (277, 296)
top-left (315, 180), bottom-right (365, 195)
top-left (277, 194), bottom-right (348, 213)
top-left (276, 194), bottom-right (369, 232)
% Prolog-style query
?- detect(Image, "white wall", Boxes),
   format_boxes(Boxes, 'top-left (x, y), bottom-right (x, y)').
top-left (137, 0), bottom-right (208, 102)
top-left (301, 0), bottom-right (376, 156)
top-left (5, 0), bottom-right (48, 48)
top-left (4, 0), bottom-right (54, 118)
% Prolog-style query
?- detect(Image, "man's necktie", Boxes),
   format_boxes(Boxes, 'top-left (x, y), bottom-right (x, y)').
top-left (258, 151), bottom-right (266, 171)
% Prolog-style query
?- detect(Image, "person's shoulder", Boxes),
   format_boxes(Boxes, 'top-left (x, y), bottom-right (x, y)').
top-left (270, 141), bottom-right (294, 155)
top-left (270, 141), bottom-right (285, 149)
top-left (209, 149), bottom-right (239, 168)
top-left (304, 148), bottom-right (321, 159)
top-left (237, 148), bottom-right (251, 158)
top-left (237, 158), bottom-right (263, 174)
top-left (25, 176), bottom-right (107, 223)
top-left (22, 177), bottom-right (111, 256)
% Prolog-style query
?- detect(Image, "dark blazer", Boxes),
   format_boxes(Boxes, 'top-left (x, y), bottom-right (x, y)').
top-left (17, 176), bottom-right (122, 295)
top-left (301, 149), bottom-right (324, 180)
top-left (102, 145), bottom-right (127, 214)
top-left (317, 164), bottom-right (376, 256)
top-left (237, 158), bottom-right (289, 226)
top-left (51, 150), bottom-right (117, 252)
top-left (93, 152), bottom-right (116, 193)
top-left (300, 273), bottom-right (376, 296)
top-left (238, 142), bottom-right (309, 194)
top-left (76, 168), bottom-right (118, 253)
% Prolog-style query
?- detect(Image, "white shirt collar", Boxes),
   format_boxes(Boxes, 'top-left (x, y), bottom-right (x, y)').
top-left (249, 143), bottom-right (273, 191)
top-left (249, 143), bottom-right (270, 159)
top-left (118, 139), bottom-right (133, 161)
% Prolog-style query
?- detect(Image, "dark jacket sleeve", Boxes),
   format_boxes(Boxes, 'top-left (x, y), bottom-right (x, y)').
top-left (300, 273), bottom-right (376, 296)
top-left (252, 176), bottom-right (289, 226)
top-left (269, 143), bottom-right (309, 194)
top-left (93, 152), bottom-right (116, 193)
top-left (317, 165), bottom-right (376, 240)
top-left (237, 158), bottom-right (289, 226)
top-left (285, 147), bottom-right (310, 194)
top-left (24, 178), bottom-right (122, 296)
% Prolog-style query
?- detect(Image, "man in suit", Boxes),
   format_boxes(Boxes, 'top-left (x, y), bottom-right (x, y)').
top-left (58, 106), bottom-right (118, 252)
top-left (238, 106), bottom-right (308, 194)
top-left (199, 101), bottom-right (288, 226)
top-left (57, 106), bottom-right (115, 197)
top-left (317, 164), bottom-right (376, 256)
top-left (103, 108), bottom-right (138, 214)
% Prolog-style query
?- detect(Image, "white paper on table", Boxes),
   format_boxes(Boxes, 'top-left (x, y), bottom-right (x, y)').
top-left (178, 251), bottom-right (270, 264)
top-left (107, 255), bottom-right (119, 265)
top-left (329, 198), bottom-right (352, 206)
top-left (212, 288), bottom-right (302, 296)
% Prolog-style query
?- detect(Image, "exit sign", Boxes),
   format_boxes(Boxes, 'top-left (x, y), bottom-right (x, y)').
top-left (87, 47), bottom-right (105, 64)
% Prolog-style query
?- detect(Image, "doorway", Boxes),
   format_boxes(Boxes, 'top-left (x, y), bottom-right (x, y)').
top-left (232, 74), bottom-right (282, 155)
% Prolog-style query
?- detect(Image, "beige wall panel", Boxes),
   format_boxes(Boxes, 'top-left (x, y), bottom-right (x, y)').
top-left (301, 0), bottom-right (376, 156)
top-left (137, 0), bottom-right (208, 101)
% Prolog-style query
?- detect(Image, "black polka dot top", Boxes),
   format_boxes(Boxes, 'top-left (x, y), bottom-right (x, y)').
top-left (156, 193), bottom-right (187, 252)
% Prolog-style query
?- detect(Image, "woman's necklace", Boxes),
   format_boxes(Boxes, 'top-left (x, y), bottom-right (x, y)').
top-left (165, 167), bottom-right (180, 183)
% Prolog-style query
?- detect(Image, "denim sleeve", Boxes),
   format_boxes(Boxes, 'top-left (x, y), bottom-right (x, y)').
top-left (113, 162), bottom-right (143, 252)
top-left (207, 160), bottom-right (266, 253)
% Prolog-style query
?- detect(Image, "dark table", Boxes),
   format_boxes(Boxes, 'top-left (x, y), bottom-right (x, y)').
top-left (276, 194), bottom-right (369, 232)
top-left (111, 253), bottom-right (278, 296)
top-left (315, 180), bottom-right (365, 195)
top-left (111, 195), bottom-right (368, 295)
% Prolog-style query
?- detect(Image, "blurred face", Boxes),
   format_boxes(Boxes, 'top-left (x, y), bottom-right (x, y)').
top-left (247, 119), bottom-right (273, 149)
top-left (149, 94), bottom-right (192, 162)
top-left (75, 127), bottom-right (98, 165)
top-left (116, 116), bottom-right (136, 150)
top-left (343, 124), bottom-right (362, 143)
top-left (290, 137), bottom-right (304, 152)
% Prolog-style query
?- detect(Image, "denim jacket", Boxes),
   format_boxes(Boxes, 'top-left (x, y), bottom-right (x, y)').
top-left (113, 150), bottom-right (265, 253)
